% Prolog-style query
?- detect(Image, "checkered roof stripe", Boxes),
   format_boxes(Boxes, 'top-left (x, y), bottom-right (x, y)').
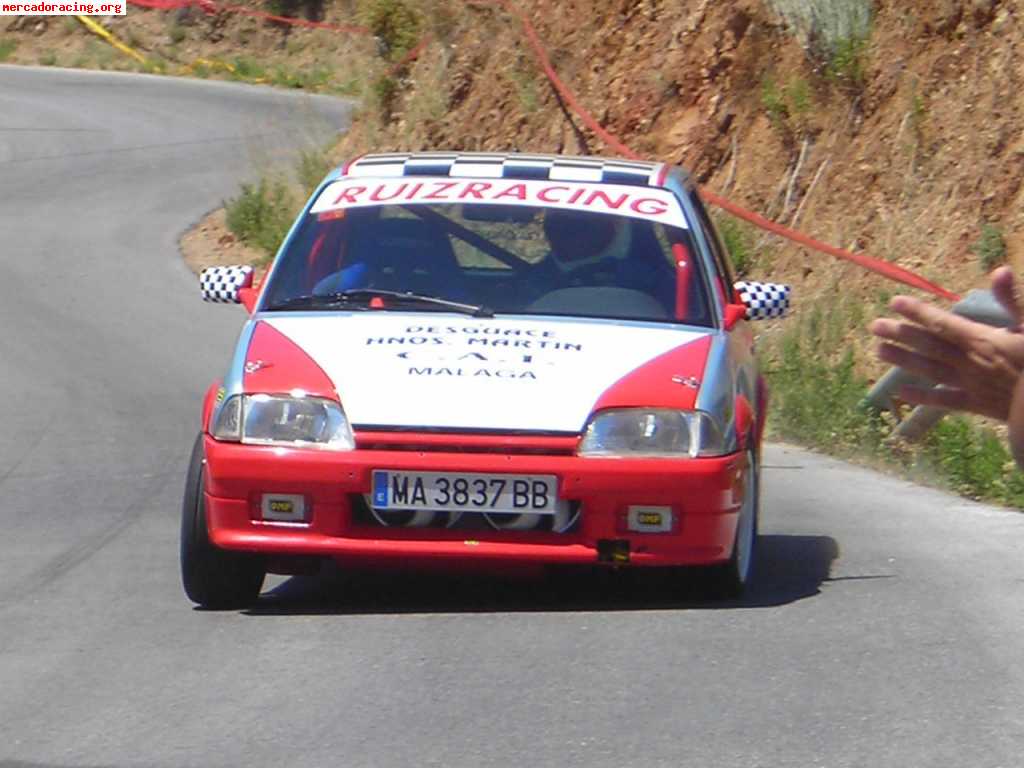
top-left (200, 265), bottom-right (254, 303)
top-left (346, 152), bottom-right (664, 187)
top-left (735, 281), bottom-right (791, 320)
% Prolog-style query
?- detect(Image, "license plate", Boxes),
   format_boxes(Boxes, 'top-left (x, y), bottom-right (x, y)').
top-left (371, 471), bottom-right (562, 515)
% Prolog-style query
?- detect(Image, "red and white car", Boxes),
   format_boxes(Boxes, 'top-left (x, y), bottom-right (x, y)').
top-left (182, 151), bottom-right (790, 607)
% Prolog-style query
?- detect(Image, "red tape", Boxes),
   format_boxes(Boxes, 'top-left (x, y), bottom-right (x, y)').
top-left (701, 190), bottom-right (959, 301)
top-left (476, 0), bottom-right (959, 302)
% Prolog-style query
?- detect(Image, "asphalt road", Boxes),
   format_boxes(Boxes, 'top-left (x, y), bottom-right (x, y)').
top-left (2, 66), bottom-right (1024, 768)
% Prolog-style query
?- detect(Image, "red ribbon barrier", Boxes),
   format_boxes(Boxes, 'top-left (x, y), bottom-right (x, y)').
top-left (700, 190), bottom-right (959, 301)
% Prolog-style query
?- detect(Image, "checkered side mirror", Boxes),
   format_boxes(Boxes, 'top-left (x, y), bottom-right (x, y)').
top-left (734, 281), bottom-right (791, 321)
top-left (199, 265), bottom-right (254, 304)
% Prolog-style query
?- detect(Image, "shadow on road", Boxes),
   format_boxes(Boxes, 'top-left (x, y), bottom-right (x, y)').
top-left (240, 534), bottom-right (840, 616)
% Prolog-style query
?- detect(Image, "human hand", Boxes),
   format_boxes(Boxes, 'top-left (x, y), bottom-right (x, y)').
top-left (869, 267), bottom-right (1024, 421)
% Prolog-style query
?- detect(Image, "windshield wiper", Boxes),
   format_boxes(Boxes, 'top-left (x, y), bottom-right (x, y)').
top-left (266, 289), bottom-right (495, 317)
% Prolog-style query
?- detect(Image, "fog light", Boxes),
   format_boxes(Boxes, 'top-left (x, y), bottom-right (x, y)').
top-left (261, 494), bottom-right (307, 523)
top-left (626, 505), bottom-right (674, 533)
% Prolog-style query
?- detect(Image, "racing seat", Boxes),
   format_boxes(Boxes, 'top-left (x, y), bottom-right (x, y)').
top-left (345, 217), bottom-right (467, 299)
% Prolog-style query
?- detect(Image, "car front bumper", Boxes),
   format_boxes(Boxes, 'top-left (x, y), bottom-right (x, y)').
top-left (202, 435), bottom-right (749, 569)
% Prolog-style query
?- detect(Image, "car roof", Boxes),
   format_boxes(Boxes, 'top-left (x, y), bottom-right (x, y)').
top-left (340, 151), bottom-right (670, 188)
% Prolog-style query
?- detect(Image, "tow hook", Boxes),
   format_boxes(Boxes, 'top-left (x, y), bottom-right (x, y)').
top-left (597, 539), bottom-right (631, 565)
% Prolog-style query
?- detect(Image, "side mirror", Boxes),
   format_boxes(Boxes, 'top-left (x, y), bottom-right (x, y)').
top-left (734, 281), bottom-right (791, 321)
top-left (200, 265), bottom-right (254, 304)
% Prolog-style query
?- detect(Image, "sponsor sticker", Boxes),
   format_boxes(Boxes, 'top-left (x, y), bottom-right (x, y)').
top-left (311, 176), bottom-right (688, 229)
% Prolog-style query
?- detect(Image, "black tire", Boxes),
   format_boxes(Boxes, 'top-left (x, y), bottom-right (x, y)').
top-left (704, 440), bottom-right (760, 599)
top-left (180, 434), bottom-right (265, 609)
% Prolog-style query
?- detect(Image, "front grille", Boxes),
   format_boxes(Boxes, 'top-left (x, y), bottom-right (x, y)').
top-left (358, 442), bottom-right (575, 456)
top-left (354, 430), bottom-right (579, 456)
top-left (349, 494), bottom-right (582, 534)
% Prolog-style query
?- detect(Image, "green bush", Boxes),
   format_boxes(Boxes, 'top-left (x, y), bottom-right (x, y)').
top-left (827, 34), bottom-right (868, 86)
top-left (270, 66), bottom-right (335, 91)
top-left (922, 418), bottom-right (1017, 501)
top-left (0, 39), bottom-right (18, 63)
top-left (231, 57), bottom-right (266, 82)
top-left (761, 75), bottom-right (813, 131)
top-left (761, 76), bottom-right (787, 126)
top-left (225, 178), bottom-right (297, 258)
top-left (295, 147), bottom-right (333, 195)
top-left (786, 77), bottom-right (812, 116)
top-left (371, 74), bottom-right (399, 119)
top-left (271, 67), bottom-right (303, 89)
top-left (971, 223), bottom-right (1007, 272)
top-left (508, 66), bottom-right (540, 113)
top-left (358, 0), bottom-right (421, 61)
top-left (715, 214), bottom-right (755, 276)
top-left (766, 324), bottom-right (885, 453)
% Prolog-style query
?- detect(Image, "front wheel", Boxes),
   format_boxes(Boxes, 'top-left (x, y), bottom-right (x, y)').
top-left (704, 441), bottom-right (759, 599)
top-left (180, 434), bottom-right (265, 609)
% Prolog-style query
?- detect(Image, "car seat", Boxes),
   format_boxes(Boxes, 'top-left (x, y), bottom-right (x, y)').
top-left (312, 216), bottom-right (468, 300)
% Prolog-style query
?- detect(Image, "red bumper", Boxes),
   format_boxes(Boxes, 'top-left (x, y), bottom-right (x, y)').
top-left (203, 436), bottom-right (747, 569)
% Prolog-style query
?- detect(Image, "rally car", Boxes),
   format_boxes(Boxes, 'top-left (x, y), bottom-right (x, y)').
top-left (183, 151), bottom-right (790, 608)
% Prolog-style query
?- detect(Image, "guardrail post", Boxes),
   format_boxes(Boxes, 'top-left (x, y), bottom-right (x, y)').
top-left (863, 289), bottom-right (1015, 440)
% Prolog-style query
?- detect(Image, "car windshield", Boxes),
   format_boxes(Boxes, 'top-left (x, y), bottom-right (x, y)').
top-left (261, 181), bottom-right (714, 327)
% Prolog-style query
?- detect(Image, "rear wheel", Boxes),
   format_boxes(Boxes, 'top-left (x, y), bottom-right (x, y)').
top-left (180, 434), bottom-right (265, 609)
top-left (704, 441), bottom-right (759, 599)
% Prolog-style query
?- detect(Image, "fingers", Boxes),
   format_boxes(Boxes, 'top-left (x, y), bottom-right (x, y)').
top-left (876, 341), bottom-right (962, 387)
top-left (869, 317), bottom-right (964, 366)
top-left (886, 295), bottom-right (984, 347)
top-left (990, 266), bottom-right (1024, 327)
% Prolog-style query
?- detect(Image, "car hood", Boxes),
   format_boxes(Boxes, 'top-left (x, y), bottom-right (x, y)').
top-left (256, 313), bottom-right (712, 433)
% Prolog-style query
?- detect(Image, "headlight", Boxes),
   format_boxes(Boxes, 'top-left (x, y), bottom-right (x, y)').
top-left (212, 394), bottom-right (355, 450)
top-left (578, 409), bottom-right (727, 458)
